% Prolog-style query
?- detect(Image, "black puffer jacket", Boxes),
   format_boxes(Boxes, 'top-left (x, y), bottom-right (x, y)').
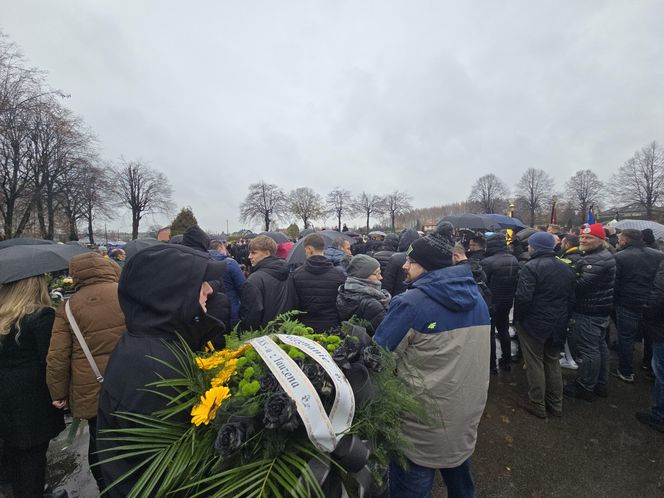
top-left (644, 259), bottom-right (664, 343)
top-left (373, 250), bottom-right (396, 274)
top-left (292, 255), bottom-right (345, 332)
top-left (240, 256), bottom-right (296, 330)
top-left (337, 280), bottom-right (389, 333)
top-left (383, 229), bottom-right (420, 296)
top-left (514, 250), bottom-right (576, 345)
top-left (0, 308), bottom-right (65, 449)
top-left (614, 242), bottom-right (664, 311)
top-left (97, 244), bottom-right (228, 497)
top-left (480, 235), bottom-right (519, 307)
top-left (559, 246), bottom-right (582, 269)
top-left (574, 246), bottom-right (616, 316)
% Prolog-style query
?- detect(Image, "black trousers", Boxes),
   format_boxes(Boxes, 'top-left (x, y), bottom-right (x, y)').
top-left (88, 417), bottom-right (105, 491)
top-left (6, 442), bottom-right (49, 498)
top-left (491, 303), bottom-right (513, 368)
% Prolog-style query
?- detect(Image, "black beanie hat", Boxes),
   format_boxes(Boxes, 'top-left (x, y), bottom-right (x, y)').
top-left (407, 221), bottom-right (455, 271)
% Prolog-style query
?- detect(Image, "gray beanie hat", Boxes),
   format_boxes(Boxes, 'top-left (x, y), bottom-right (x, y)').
top-left (346, 254), bottom-right (380, 279)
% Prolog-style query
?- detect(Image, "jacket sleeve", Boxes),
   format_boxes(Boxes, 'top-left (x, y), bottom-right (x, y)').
top-left (239, 279), bottom-right (263, 330)
top-left (46, 304), bottom-right (72, 401)
top-left (229, 259), bottom-right (247, 291)
top-left (374, 296), bottom-right (417, 351)
top-left (382, 257), bottom-right (399, 295)
top-left (363, 299), bottom-right (387, 333)
top-left (613, 255), bottom-right (623, 304)
top-left (645, 260), bottom-right (664, 320)
top-left (514, 264), bottom-right (536, 322)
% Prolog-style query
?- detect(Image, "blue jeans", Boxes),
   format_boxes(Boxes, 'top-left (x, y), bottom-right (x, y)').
top-left (616, 306), bottom-right (642, 376)
top-left (652, 341), bottom-right (664, 422)
top-left (389, 458), bottom-right (475, 498)
top-left (569, 313), bottom-right (609, 392)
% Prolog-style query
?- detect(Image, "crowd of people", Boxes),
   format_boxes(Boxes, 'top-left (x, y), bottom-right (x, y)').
top-left (1, 219), bottom-right (663, 498)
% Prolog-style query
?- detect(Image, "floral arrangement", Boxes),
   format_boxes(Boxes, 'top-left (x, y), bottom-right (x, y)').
top-left (99, 313), bottom-right (428, 498)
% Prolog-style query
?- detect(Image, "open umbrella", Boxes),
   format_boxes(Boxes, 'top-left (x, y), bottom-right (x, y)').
top-left (481, 214), bottom-right (527, 230)
top-left (287, 230), bottom-right (354, 266)
top-left (368, 230), bottom-right (387, 237)
top-left (260, 231), bottom-right (290, 244)
top-left (615, 220), bottom-right (664, 240)
top-left (440, 214), bottom-right (501, 231)
top-left (0, 244), bottom-right (91, 284)
top-left (125, 238), bottom-right (163, 261)
top-left (0, 238), bottom-right (57, 250)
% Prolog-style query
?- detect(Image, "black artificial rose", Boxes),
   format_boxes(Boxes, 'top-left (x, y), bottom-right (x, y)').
top-left (259, 372), bottom-right (279, 392)
top-left (263, 392), bottom-right (299, 431)
top-left (362, 343), bottom-right (383, 372)
top-left (214, 422), bottom-right (253, 458)
top-left (302, 363), bottom-right (333, 396)
top-left (332, 337), bottom-right (361, 369)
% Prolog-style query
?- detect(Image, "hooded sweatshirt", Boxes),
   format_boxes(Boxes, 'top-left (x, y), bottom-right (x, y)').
top-left (239, 255), bottom-right (296, 330)
top-left (374, 263), bottom-right (490, 468)
top-left (96, 244), bottom-right (226, 497)
top-left (382, 229), bottom-right (420, 296)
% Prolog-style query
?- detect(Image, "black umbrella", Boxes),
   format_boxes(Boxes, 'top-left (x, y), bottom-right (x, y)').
top-left (440, 214), bottom-right (501, 231)
top-left (287, 230), bottom-right (354, 266)
top-left (0, 244), bottom-right (91, 284)
top-left (0, 238), bottom-right (57, 250)
top-left (481, 214), bottom-right (527, 230)
top-left (299, 228), bottom-right (315, 239)
top-left (124, 238), bottom-right (163, 261)
top-left (260, 231), bottom-right (290, 244)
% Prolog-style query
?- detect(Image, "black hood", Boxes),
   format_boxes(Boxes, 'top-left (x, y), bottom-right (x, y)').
top-left (398, 229), bottom-right (420, 252)
top-left (486, 233), bottom-right (507, 256)
top-left (253, 255), bottom-right (290, 281)
top-left (118, 244), bottom-right (226, 345)
top-left (304, 254), bottom-right (335, 275)
top-left (182, 225), bottom-right (210, 253)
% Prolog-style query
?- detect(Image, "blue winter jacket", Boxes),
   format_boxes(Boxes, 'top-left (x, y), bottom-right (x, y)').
top-left (208, 251), bottom-right (246, 324)
top-left (374, 263), bottom-right (491, 469)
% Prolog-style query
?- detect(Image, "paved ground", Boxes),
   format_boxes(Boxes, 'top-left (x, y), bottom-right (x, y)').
top-left (2, 344), bottom-right (662, 498)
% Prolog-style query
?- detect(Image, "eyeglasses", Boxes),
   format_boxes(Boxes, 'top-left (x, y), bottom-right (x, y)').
top-left (404, 258), bottom-right (419, 266)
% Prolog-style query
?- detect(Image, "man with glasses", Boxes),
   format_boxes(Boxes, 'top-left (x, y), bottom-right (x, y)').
top-left (374, 222), bottom-right (490, 498)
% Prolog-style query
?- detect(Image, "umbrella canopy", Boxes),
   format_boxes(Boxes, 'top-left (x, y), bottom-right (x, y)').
top-left (260, 231), bottom-right (290, 244)
top-left (287, 230), bottom-right (354, 266)
top-left (125, 238), bottom-right (164, 260)
top-left (0, 238), bottom-right (57, 250)
top-left (368, 230), bottom-right (387, 237)
top-left (482, 214), bottom-right (527, 230)
top-left (615, 220), bottom-right (664, 240)
top-left (440, 214), bottom-right (501, 231)
top-left (0, 244), bottom-right (91, 284)
top-left (298, 228), bottom-right (315, 239)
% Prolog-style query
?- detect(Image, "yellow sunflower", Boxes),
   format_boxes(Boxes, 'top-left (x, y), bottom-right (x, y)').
top-left (190, 386), bottom-right (231, 426)
top-left (211, 359), bottom-right (238, 387)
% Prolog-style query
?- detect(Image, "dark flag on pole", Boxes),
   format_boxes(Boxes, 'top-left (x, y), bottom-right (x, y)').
top-left (550, 199), bottom-right (557, 225)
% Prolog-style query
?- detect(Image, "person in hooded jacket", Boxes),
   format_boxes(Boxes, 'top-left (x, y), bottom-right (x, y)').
top-left (374, 221), bottom-right (490, 498)
top-left (292, 234), bottom-right (346, 332)
top-left (46, 252), bottom-right (125, 490)
top-left (96, 244), bottom-right (228, 496)
top-left (209, 240), bottom-right (246, 326)
top-left (513, 232), bottom-right (576, 419)
top-left (481, 233), bottom-right (520, 372)
top-left (382, 229), bottom-right (420, 297)
top-left (239, 235), bottom-right (297, 330)
top-left (336, 254), bottom-right (391, 334)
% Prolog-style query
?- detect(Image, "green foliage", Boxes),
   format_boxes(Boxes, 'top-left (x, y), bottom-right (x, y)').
top-left (286, 223), bottom-right (300, 240)
top-left (170, 206), bottom-right (199, 236)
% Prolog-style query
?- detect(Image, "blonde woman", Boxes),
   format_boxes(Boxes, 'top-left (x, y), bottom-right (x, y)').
top-left (0, 276), bottom-right (65, 498)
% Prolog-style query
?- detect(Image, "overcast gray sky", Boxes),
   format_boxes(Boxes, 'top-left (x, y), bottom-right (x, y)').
top-left (2, 0), bottom-right (663, 233)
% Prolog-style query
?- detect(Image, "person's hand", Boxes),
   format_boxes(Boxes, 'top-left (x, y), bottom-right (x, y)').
top-left (52, 399), bottom-right (68, 410)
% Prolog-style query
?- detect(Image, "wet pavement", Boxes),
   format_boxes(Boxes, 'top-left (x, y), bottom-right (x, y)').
top-left (2, 345), bottom-right (662, 498)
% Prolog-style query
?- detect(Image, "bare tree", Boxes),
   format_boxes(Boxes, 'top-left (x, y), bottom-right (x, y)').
top-left (289, 187), bottom-right (324, 229)
top-left (610, 141), bottom-right (664, 219)
top-left (515, 168), bottom-right (555, 227)
top-left (565, 169), bottom-right (603, 224)
top-left (467, 174), bottom-right (510, 214)
top-left (240, 181), bottom-right (288, 231)
top-left (80, 165), bottom-right (114, 244)
top-left (352, 192), bottom-right (385, 235)
top-left (326, 187), bottom-right (352, 231)
top-left (384, 190), bottom-right (412, 232)
top-left (113, 159), bottom-right (174, 239)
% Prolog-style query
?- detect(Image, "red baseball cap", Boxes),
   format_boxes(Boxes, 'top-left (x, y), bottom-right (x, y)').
top-left (580, 223), bottom-right (606, 240)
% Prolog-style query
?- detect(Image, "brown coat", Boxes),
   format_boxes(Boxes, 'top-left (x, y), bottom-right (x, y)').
top-left (47, 252), bottom-right (125, 419)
